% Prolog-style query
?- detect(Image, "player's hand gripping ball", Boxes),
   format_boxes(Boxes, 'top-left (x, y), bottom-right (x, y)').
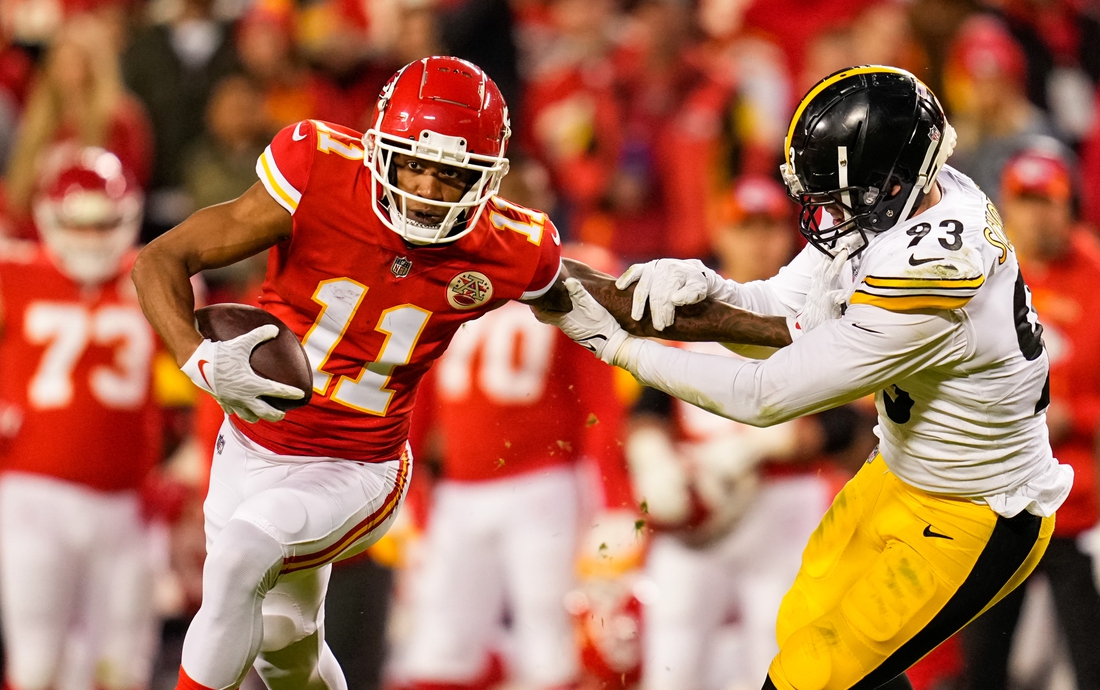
top-left (188, 304), bottom-right (312, 422)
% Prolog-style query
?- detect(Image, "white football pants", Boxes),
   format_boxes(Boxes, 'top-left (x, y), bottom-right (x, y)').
top-left (181, 419), bottom-right (409, 690)
top-left (642, 475), bottom-right (831, 690)
top-left (401, 467), bottom-right (581, 688)
top-left (0, 472), bottom-right (157, 690)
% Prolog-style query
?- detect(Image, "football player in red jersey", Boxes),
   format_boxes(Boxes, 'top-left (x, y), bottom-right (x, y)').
top-left (131, 57), bottom-right (569, 690)
top-left (0, 146), bottom-right (161, 690)
top-left (397, 244), bottom-right (635, 690)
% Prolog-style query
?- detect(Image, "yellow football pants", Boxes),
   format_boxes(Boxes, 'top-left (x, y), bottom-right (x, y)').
top-left (768, 454), bottom-right (1054, 690)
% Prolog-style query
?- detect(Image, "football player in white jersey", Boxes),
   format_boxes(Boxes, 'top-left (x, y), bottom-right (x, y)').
top-left (539, 65), bottom-right (1073, 690)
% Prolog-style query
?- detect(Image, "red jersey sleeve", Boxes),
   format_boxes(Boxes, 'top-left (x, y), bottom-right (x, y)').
top-left (521, 218), bottom-right (563, 300)
top-left (255, 120), bottom-right (318, 215)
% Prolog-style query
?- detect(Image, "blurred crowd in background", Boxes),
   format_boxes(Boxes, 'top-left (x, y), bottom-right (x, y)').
top-left (0, 0), bottom-right (1099, 690)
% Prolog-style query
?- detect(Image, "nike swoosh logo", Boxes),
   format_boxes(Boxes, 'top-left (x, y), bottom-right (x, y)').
top-left (292, 122), bottom-right (307, 141)
top-left (197, 359), bottom-right (213, 389)
top-left (908, 255), bottom-right (943, 266)
top-left (852, 323), bottom-right (882, 335)
top-left (577, 333), bottom-right (607, 354)
top-left (923, 525), bottom-right (953, 540)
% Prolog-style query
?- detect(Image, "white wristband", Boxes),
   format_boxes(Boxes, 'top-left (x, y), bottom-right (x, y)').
top-left (181, 339), bottom-right (217, 395)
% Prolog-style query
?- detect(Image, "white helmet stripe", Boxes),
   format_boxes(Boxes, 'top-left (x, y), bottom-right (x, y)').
top-left (896, 129), bottom-right (942, 223)
top-left (837, 146), bottom-right (851, 209)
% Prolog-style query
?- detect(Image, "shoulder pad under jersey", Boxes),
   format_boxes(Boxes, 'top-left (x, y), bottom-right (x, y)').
top-left (851, 212), bottom-right (986, 313)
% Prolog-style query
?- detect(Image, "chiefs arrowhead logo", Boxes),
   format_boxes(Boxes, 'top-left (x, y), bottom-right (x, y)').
top-left (446, 271), bottom-right (493, 310)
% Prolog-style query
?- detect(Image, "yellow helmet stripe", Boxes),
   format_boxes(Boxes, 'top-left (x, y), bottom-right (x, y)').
top-left (784, 65), bottom-right (917, 168)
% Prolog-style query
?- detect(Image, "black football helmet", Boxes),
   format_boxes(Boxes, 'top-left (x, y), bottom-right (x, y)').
top-left (780, 66), bottom-right (956, 258)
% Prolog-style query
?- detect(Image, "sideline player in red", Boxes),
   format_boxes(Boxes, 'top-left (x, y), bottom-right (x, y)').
top-left (0, 146), bottom-right (162, 690)
top-left (131, 57), bottom-right (565, 690)
top-left (398, 244), bottom-right (635, 690)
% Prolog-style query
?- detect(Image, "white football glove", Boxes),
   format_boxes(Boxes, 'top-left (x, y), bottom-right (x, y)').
top-left (181, 325), bottom-right (305, 423)
top-left (789, 247), bottom-right (850, 339)
top-left (536, 278), bottom-right (633, 365)
top-left (615, 259), bottom-right (725, 331)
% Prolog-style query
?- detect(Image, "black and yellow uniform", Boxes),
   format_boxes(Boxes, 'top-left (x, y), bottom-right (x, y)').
top-left (598, 66), bottom-right (1071, 690)
top-left (768, 454), bottom-right (1053, 690)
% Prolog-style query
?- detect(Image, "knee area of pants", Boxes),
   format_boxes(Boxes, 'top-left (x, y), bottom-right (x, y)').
top-left (258, 583), bottom-right (324, 653)
top-left (205, 520), bottom-right (283, 595)
top-left (840, 543), bottom-right (935, 643)
top-left (774, 624), bottom-right (836, 690)
top-left (260, 612), bottom-right (320, 653)
top-left (775, 588), bottom-right (813, 648)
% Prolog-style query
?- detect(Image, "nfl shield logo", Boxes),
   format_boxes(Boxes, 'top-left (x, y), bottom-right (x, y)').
top-left (391, 256), bottom-right (412, 278)
top-left (216, 434), bottom-right (225, 455)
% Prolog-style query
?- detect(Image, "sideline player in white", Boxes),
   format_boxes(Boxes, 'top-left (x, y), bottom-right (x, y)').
top-left (538, 66), bottom-right (1073, 690)
top-left (0, 146), bottom-right (163, 690)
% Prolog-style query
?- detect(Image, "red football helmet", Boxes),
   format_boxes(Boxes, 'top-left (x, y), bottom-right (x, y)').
top-left (33, 145), bottom-right (142, 285)
top-left (364, 56), bottom-right (511, 244)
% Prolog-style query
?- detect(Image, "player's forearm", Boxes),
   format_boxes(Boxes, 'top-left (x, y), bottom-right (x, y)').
top-left (618, 304), bottom-right (962, 427)
top-left (134, 186), bottom-right (292, 367)
top-left (563, 258), bottom-right (792, 348)
top-left (132, 235), bottom-right (204, 367)
top-left (623, 339), bottom-right (799, 426)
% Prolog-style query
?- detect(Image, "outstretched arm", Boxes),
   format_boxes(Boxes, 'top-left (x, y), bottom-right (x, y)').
top-left (541, 278), bottom-right (964, 428)
top-left (562, 258), bottom-right (792, 348)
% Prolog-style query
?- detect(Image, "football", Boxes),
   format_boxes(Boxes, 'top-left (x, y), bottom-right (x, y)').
top-left (194, 304), bottom-right (313, 411)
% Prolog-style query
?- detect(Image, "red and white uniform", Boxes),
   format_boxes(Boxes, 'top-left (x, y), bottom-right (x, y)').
top-left (0, 244), bottom-right (159, 690)
top-left (248, 119), bottom-right (561, 463)
top-left (636, 342), bottom-right (833, 690)
top-left (182, 118), bottom-right (562, 687)
top-left (210, 117), bottom-right (561, 564)
top-left (399, 301), bottom-right (630, 688)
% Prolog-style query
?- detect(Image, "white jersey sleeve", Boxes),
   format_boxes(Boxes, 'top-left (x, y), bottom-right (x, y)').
top-left (627, 303), bottom-right (965, 429)
top-left (712, 244), bottom-right (823, 316)
top-left (620, 166), bottom-right (1072, 518)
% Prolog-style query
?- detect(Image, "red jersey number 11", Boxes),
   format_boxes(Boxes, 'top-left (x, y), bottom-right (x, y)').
top-left (301, 278), bottom-right (431, 416)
